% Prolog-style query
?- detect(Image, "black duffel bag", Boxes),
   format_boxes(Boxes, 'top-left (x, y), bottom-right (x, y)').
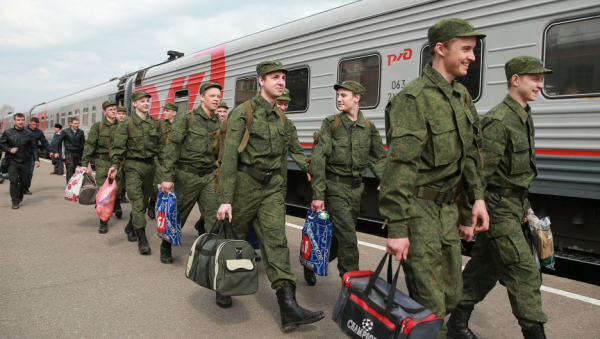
top-left (333, 254), bottom-right (443, 339)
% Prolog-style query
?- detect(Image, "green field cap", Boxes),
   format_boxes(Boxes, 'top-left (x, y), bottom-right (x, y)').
top-left (256, 61), bottom-right (287, 78)
top-left (505, 56), bottom-right (553, 80)
top-left (116, 106), bottom-right (127, 112)
top-left (131, 91), bottom-right (151, 101)
top-left (102, 100), bottom-right (116, 110)
top-left (428, 18), bottom-right (486, 47)
top-left (199, 82), bottom-right (222, 94)
top-left (276, 88), bottom-right (291, 101)
top-left (162, 102), bottom-right (178, 111)
top-left (334, 80), bottom-right (365, 96)
top-left (217, 101), bottom-right (228, 109)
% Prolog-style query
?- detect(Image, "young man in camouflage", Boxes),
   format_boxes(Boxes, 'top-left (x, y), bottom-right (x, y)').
top-left (308, 81), bottom-right (387, 285)
top-left (380, 18), bottom-right (490, 339)
top-left (216, 61), bottom-right (323, 331)
top-left (81, 100), bottom-right (123, 234)
top-left (447, 56), bottom-right (552, 339)
top-left (159, 84), bottom-right (222, 264)
top-left (115, 106), bottom-right (129, 206)
top-left (215, 101), bottom-right (228, 121)
top-left (108, 91), bottom-right (165, 255)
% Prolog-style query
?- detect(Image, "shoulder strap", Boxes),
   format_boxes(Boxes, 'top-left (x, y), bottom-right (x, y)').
top-left (279, 109), bottom-right (286, 125)
top-left (107, 130), bottom-right (118, 154)
top-left (98, 120), bottom-right (104, 133)
top-left (152, 118), bottom-right (159, 130)
top-left (364, 118), bottom-right (372, 131)
top-left (237, 101), bottom-right (253, 153)
top-left (457, 83), bottom-right (470, 106)
top-left (331, 113), bottom-right (342, 137)
top-left (127, 117), bottom-right (133, 136)
top-left (187, 111), bottom-right (195, 132)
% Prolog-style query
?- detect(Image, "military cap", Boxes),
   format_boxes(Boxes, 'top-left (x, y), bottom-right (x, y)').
top-left (256, 61), bottom-right (287, 78)
top-left (116, 106), bottom-right (127, 112)
top-left (428, 18), bottom-right (486, 48)
top-left (276, 88), bottom-right (291, 102)
top-left (162, 102), bottom-right (178, 111)
top-left (217, 101), bottom-right (228, 109)
top-left (54, 123), bottom-right (62, 129)
top-left (505, 56), bottom-right (553, 80)
top-left (334, 80), bottom-right (365, 96)
top-left (102, 100), bottom-right (116, 110)
top-left (131, 91), bottom-right (151, 101)
top-left (199, 82), bottom-right (222, 94)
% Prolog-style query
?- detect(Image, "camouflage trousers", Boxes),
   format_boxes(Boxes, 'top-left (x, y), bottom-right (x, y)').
top-left (151, 158), bottom-right (161, 202)
top-left (116, 162), bottom-right (125, 200)
top-left (124, 159), bottom-right (156, 230)
top-left (324, 180), bottom-right (364, 277)
top-left (404, 197), bottom-right (462, 339)
top-left (95, 159), bottom-right (123, 219)
top-left (460, 220), bottom-right (547, 330)
top-left (173, 169), bottom-right (219, 230)
top-left (228, 170), bottom-right (297, 290)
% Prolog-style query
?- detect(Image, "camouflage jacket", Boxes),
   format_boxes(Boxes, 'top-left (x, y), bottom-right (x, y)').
top-left (110, 111), bottom-right (165, 168)
top-left (162, 108), bottom-right (220, 182)
top-left (161, 119), bottom-right (173, 140)
top-left (218, 94), bottom-right (305, 204)
top-left (311, 111), bottom-right (387, 200)
top-left (379, 64), bottom-right (484, 238)
top-left (81, 117), bottom-right (119, 166)
top-left (285, 118), bottom-right (309, 173)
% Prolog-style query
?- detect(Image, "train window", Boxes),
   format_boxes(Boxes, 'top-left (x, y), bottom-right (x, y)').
top-left (82, 108), bottom-right (89, 126)
top-left (285, 67), bottom-right (310, 113)
top-left (235, 77), bottom-right (258, 106)
top-left (338, 54), bottom-right (381, 109)
top-left (91, 106), bottom-right (97, 125)
top-left (543, 16), bottom-right (600, 98)
top-left (420, 39), bottom-right (484, 102)
top-left (61, 113), bottom-right (66, 127)
top-left (174, 89), bottom-right (189, 118)
top-left (74, 109), bottom-right (80, 122)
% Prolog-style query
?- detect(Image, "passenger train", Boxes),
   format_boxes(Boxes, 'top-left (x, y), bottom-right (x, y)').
top-left (2, 0), bottom-right (599, 255)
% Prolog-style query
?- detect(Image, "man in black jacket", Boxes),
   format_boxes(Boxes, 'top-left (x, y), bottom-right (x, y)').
top-left (25, 117), bottom-right (57, 194)
top-left (50, 123), bottom-right (64, 175)
top-left (54, 117), bottom-right (85, 183)
top-left (0, 113), bottom-right (39, 209)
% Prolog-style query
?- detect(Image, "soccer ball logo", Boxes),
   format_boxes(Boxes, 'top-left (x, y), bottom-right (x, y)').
top-left (362, 318), bottom-right (373, 332)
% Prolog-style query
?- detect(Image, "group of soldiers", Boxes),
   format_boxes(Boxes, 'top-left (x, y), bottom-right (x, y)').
top-left (75, 17), bottom-right (549, 338)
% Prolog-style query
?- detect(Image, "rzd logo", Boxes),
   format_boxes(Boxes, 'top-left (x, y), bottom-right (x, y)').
top-left (301, 234), bottom-right (312, 259)
top-left (157, 212), bottom-right (166, 233)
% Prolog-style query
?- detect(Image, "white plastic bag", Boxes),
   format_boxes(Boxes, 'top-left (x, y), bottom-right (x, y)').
top-left (65, 167), bottom-right (87, 202)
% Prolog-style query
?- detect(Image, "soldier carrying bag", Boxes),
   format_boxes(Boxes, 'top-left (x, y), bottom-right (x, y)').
top-left (185, 219), bottom-right (258, 296)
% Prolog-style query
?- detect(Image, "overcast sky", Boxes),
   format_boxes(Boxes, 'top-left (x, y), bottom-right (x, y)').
top-left (0, 0), bottom-right (355, 111)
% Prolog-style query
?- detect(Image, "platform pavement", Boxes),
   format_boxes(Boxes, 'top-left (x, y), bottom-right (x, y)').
top-left (0, 160), bottom-right (599, 338)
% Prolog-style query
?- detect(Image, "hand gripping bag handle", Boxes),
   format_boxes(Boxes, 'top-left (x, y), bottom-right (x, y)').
top-left (363, 254), bottom-right (404, 313)
top-left (207, 218), bottom-right (239, 240)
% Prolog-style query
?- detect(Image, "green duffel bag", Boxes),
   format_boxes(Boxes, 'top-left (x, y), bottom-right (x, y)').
top-left (78, 173), bottom-right (97, 205)
top-left (186, 220), bottom-right (258, 296)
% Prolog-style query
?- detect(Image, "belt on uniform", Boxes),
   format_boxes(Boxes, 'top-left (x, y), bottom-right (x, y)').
top-left (93, 153), bottom-right (110, 161)
top-left (177, 164), bottom-right (215, 177)
top-left (487, 185), bottom-right (529, 201)
top-left (412, 185), bottom-right (462, 205)
top-left (325, 171), bottom-right (362, 188)
top-left (129, 158), bottom-right (155, 165)
top-left (237, 164), bottom-right (279, 183)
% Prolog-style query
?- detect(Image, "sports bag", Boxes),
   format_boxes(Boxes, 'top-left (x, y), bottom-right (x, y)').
top-left (185, 220), bottom-right (258, 296)
top-left (78, 172), bottom-right (97, 205)
top-left (332, 254), bottom-right (443, 339)
top-left (156, 190), bottom-right (182, 246)
top-left (299, 209), bottom-right (333, 276)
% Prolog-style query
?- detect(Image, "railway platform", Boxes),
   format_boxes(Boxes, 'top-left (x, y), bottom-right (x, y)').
top-left (1, 160), bottom-right (599, 338)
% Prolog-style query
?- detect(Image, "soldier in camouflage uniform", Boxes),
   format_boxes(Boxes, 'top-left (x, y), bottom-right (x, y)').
top-left (379, 19), bottom-right (490, 339)
top-left (447, 56), bottom-right (552, 339)
top-left (81, 100), bottom-right (123, 234)
top-left (308, 81), bottom-right (387, 285)
top-left (115, 106), bottom-right (129, 204)
top-left (108, 91), bottom-right (165, 255)
top-left (216, 61), bottom-right (323, 331)
top-left (159, 84), bottom-right (221, 265)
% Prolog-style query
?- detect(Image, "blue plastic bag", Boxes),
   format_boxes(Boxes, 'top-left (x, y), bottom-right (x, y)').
top-left (299, 209), bottom-right (333, 276)
top-left (156, 190), bottom-right (182, 246)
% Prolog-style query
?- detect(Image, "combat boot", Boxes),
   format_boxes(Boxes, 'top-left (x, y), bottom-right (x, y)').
top-left (447, 304), bottom-right (478, 339)
top-left (160, 240), bottom-right (173, 264)
top-left (522, 324), bottom-right (547, 339)
top-left (303, 266), bottom-right (317, 286)
top-left (147, 198), bottom-right (156, 219)
top-left (216, 292), bottom-right (232, 308)
top-left (276, 283), bottom-right (324, 332)
top-left (124, 213), bottom-right (137, 242)
top-left (114, 200), bottom-right (123, 219)
top-left (99, 220), bottom-right (108, 234)
top-left (135, 228), bottom-right (151, 255)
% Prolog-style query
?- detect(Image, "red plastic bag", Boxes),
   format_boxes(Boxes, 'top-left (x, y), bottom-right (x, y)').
top-left (96, 178), bottom-right (117, 221)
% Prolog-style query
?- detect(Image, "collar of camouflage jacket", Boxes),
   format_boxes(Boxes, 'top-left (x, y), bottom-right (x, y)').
top-left (253, 94), bottom-right (278, 116)
top-left (423, 63), bottom-right (468, 100)
top-left (131, 110), bottom-right (153, 125)
top-left (196, 106), bottom-right (219, 121)
top-left (340, 110), bottom-right (366, 129)
top-left (503, 94), bottom-right (531, 124)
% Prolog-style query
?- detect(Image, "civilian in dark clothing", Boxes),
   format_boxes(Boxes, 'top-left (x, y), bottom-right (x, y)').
top-left (25, 117), bottom-right (57, 193)
top-left (50, 123), bottom-right (64, 175)
top-left (0, 113), bottom-right (39, 209)
top-left (54, 117), bottom-right (85, 183)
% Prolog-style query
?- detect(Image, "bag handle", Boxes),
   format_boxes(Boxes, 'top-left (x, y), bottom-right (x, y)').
top-left (363, 254), bottom-right (404, 313)
top-left (207, 218), bottom-right (239, 240)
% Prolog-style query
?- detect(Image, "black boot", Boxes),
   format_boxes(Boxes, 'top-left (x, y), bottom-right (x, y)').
top-left (522, 324), bottom-right (547, 339)
top-left (216, 292), bottom-right (232, 308)
top-left (121, 193), bottom-right (129, 203)
top-left (303, 266), bottom-right (317, 286)
top-left (160, 240), bottom-right (173, 264)
top-left (135, 228), bottom-right (151, 255)
top-left (114, 200), bottom-right (123, 219)
top-left (99, 220), bottom-right (108, 234)
top-left (147, 198), bottom-right (156, 219)
top-left (276, 283), bottom-right (324, 332)
top-left (447, 304), bottom-right (478, 339)
top-left (194, 218), bottom-right (205, 237)
top-left (124, 214), bottom-right (137, 242)
top-left (254, 250), bottom-right (262, 262)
